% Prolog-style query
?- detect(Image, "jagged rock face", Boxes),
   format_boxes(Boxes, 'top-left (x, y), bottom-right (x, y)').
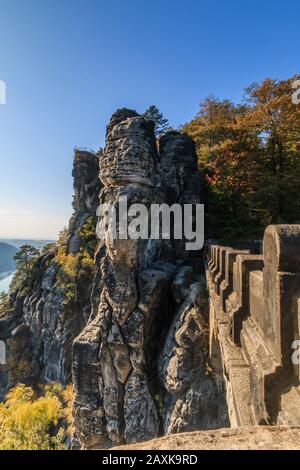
top-left (25, 150), bottom-right (100, 385)
top-left (0, 151), bottom-right (100, 397)
top-left (1, 108), bottom-right (229, 447)
top-left (159, 131), bottom-right (203, 266)
top-left (0, 291), bottom-right (31, 400)
top-left (159, 273), bottom-right (229, 434)
top-left (73, 111), bottom-right (168, 448)
top-left (101, 110), bottom-right (158, 188)
top-left (68, 150), bottom-right (100, 254)
top-left (159, 131), bottom-right (201, 204)
top-left (72, 151), bottom-right (100, 213)
top-left (72, 110), bottom-right (226, 449)
top-left (28, 150), bottom-right (100, 384)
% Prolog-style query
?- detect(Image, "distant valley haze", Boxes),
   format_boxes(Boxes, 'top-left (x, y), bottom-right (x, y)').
top-left (0, 239), bottom-right (53, 284)
top-left (0, 242), bottom-right (17, 277)
top-left (0, 238), bottom-right (55, 249)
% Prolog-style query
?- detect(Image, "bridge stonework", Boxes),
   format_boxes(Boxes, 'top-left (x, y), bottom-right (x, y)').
top-left (207, 225), bottom-right (300, 428)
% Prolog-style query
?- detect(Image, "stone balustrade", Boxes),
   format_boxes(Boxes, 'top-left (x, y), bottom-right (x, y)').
top-left (206, 225), bottom-right (300, 428)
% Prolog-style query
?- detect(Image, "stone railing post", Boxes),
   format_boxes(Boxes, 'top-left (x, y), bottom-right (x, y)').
top-left (263, 225), bottom-right (300, 367)
top-left (214, 247), bottom-right (230, 295)
top-left (226, 254), bottom-right (264, 345)
top-left (210, 246), bottom-right (221, 282)
top-left (219, 249), bottom-right (250, 313)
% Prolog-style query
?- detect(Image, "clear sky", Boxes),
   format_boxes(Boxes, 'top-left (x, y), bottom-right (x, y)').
top-left (0, 0), bottom-right (299, 239)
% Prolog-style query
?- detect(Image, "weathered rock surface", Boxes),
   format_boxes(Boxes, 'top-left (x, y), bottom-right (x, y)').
top-left (67, 150), bottom-right (100, 254)
top-left (159, 276), bottom-right (229, 434)
top-left (73, 110), bottom-right (170, 448)
top-left (159, 131), bottom-right (203, 266)
top-left (27, 150), bottom-right (100, 385)
top-left (0, 149), bottom-right (100, 398)
top-left (111, 426), bottom-right (300, 450)
top-left (101, 108), bottom-right (158, 187)
top-left (72, 109), bottom-right (226, 449)
top-left (1, 108), bottom-right (230, 449)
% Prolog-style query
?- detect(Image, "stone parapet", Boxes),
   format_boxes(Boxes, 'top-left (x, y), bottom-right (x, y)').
top-left (206, 225), bottom-right (300, 427)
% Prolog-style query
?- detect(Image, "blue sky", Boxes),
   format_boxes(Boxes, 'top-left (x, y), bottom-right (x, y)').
top-left (0, 0), bottom-right (299, 239)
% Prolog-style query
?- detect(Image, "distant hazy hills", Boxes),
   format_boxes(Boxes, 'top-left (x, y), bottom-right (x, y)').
top-left (0, 239), bottom-right (55, 250)
top-left (0, 239), bottom-right (55, 278)
top-left (0, 242), bottom-right (17, 276)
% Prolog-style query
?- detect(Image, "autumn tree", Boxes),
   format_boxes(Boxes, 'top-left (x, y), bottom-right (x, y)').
top-left (0, 383), bottom-right (73, 450)
top-left (182, 76), bottom-right (300, 242)
top-left (241, 76), bottom-right (300, 224)
top-left (183, 96), bottom-right (260, 241)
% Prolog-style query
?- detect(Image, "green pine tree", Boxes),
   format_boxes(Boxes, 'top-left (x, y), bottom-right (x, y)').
top-left (143, 105), bottom-right (169, 137)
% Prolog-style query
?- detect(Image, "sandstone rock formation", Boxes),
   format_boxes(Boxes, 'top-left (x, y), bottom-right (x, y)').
top-left (0, 109), bottom-right (239, 449)
top-left (111, 426), bottom-right (300, 450)
top-left (2, 107), bottom-right (299, 451)
top-left (72, 109), bottom-right (225, 448)
top-left (0, 149), bottom-right (100, 398)
top-left (73, 110), bottom-right (165, 448)
top-left (159, 132), bottom-right (203, 266)
top-left (159, 274), bottom-right (229, 435)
